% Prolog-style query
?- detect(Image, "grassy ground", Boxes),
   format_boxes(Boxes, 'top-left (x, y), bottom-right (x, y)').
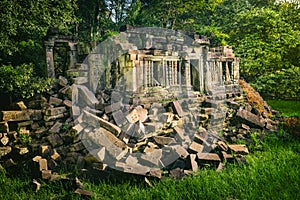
top-left (0, 100), bottom-right (299, 199)
top-left (267, 100), bottom-right (300, 117)
top-left (0, 135), bottom-right (299, 200)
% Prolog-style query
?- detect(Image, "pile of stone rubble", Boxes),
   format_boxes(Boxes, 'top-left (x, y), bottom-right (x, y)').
top-left (0, 76), bottom-right (280, 181)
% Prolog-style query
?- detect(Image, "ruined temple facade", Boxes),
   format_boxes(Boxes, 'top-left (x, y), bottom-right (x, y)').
top-left (46, 27), bottom-right (240, 98)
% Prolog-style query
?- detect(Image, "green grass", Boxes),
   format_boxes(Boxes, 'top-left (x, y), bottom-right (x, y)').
top-left (0, 136), bottom-right (299, 200)
top-left (267, 100), bottom-right (300, 117)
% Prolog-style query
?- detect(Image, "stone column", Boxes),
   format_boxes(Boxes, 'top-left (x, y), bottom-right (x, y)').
top-left (185, 60), bottom-right (191, 89)
top-left (45, 40), bottom-right (55, 78)
top-left (68, 42), bottom-right (78, 70)
top-left (226, 62), bottom-right (230, 83)
top-left (219, 61), bottom-right (223, 85)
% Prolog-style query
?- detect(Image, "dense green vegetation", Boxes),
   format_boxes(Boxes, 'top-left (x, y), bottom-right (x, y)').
top-left (0, 0), bottom-right (299, 102)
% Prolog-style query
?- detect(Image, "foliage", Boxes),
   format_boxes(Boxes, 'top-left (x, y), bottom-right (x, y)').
top-left (252, 66), bottom-right (300, 99)
top-left (0, 0), bottom-right (77, 68)
top-left (0, 64), bottom-right (53, 100)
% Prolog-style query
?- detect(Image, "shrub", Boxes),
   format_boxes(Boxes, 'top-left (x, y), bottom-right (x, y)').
top-left (0, 63), bottom-right (53, 100)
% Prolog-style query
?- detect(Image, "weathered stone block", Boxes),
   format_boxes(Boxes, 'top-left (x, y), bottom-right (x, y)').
top-left (41, 170), bottom-right (52, 179)
top-left (74, 84), bottom-right (99, 106)
top-left (44, 114), bottom-right (65, 122)
top-left (228, 144), bottom-right (249, 154)
top-left (154, 136), bottom-right (175, 146)
top-left (39, 158), bottom-right (48, 171)
top-left (0, 146), bottom-right (12, 157)
top-left (190, 154), bottom-right (198, 172)
top-left (149, 168), bottom-right (162, 178)
top-left (197, 153), bottom-right (221, 162)
top-left (172, 101), bottom-right (185, 117)
top-left (63, 99), bottom-right (72, 108)
top-left (49, 96), bottom-right (63, 106)
top-left (45, 107), bottom-right (67, 116)
top-left (47, 134), bottom-right (63, 147)
top-left (173, 126), bottom-right (185, 141)
top-left (236, 109), bottom-right (264, 128)
top-left (189, 142), bottom-right (203, 153)
top-left (58, 75), bottom-right (68, 87)
top-left (1, 110), bottom-right (42, 121)
top-left (82, 110), bottom-right (121, 136)
top-left (112, 110), bottom-right (128, 126)
top-left (49, 121), bottom-right (62, 134)
top-left (0, 134), bottom-right (9, 146)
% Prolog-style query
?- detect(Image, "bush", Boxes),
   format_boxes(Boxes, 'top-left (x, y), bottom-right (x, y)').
top-left (0, 63), bottom-right (53, 100)
top-left (251, 66), bottom-right (300, 100)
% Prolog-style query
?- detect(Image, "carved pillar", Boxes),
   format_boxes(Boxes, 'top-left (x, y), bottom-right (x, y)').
top-left (226, 61), bottom-right (230, 83)
top-left (185, 60), bottom-right (191, 89)
top-left (45, 40), bottom-right (55, 78)
top-left (68, 42), bottom-right (78, 69)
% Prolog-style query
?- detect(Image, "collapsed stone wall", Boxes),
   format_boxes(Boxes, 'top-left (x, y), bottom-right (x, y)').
top-left (0, 76), bottom-right (280, 180)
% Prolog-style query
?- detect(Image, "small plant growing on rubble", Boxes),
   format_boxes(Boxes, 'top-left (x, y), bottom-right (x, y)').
top-left (19, 133), bottom-right (32, 145)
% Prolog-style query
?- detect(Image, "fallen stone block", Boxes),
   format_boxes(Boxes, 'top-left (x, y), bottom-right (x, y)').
top-left (217, 141), bottom-right (228, 152)
top-left (44, 113), bottom-right (65, 121)
top-left (45, 107), bottom-right (67, 116)
top-left (0, 146), bottom-right (12, 157)
top-left (112, 110), bottom-right (128, 126)
top-left (236, 109), bottom-right (264, 128)
top-left (49, 121), bottom-right (62, 134)
top-left (82, 110), bottom-right (121, 136)
top-left (87, 127), bottom-right (127, 159)
top-left (135, 106), bottom-right (148, 122)
top-left (74, 188), bottom-right (93, 197)
top-left (173, 126), bottom-right (185, 141)
top-left (49, 96), bottom-right (63, 106)
top-left (140, 149), bottom-right (162, 166)
top-left (47, 134), bottom-right (63, 147)
top-left (1, 110), bottom-right (42, 121)
top-left (73, 84), bottom-right (99, 106)
top-left (200, 107), bottom-right (215, 115)
top-left (50, 150), bottom-right (61, 161)
top-left (41, 170), bottom-right (52, 180)
top-left (172, 101), bottom-right (185, 117)
top-left (189, 142), bottom-right (204, 153)
top-left (58, 75), bottom-right (69, 87)
top-left (190, 154), bottom-right (198, 172)
top-left (39, 158), bottom-right (48, 171)
top-left (15, 101), bottom-right (27, 110)
top-left (126, 109), bottom-right (139, 123)
top-left (115, 162), bottom-right (150, 175)
top-left (149, 168), bottom-right (162, 179)
top-left (173, 145), bottom-right (189, 159)
top-left (105, 101), bottom-right (123, 114)
top-left (1, 134), bottom-right (9, 146)
top-left (153, 136), bottom-right (175, 146)
top-left (40, 145), bottom-right (52, 157)
top-left (221, 151), bottom-right (234, 162)
top-left (197, 153), bottom-right (221, 162)
top-left (228, 144), bottom-right (249, 154)
top-left (63, 99), bottom-right (72, 108)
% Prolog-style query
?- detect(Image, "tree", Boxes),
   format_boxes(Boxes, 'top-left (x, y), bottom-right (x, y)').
top-left (0, 0), bottom-right (77, 68)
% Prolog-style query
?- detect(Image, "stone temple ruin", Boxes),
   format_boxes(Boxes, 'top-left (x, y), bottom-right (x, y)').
top-left (1, 27), bottom-right (281, 181)
top-left (45, 26), bottom-right (241, 100)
